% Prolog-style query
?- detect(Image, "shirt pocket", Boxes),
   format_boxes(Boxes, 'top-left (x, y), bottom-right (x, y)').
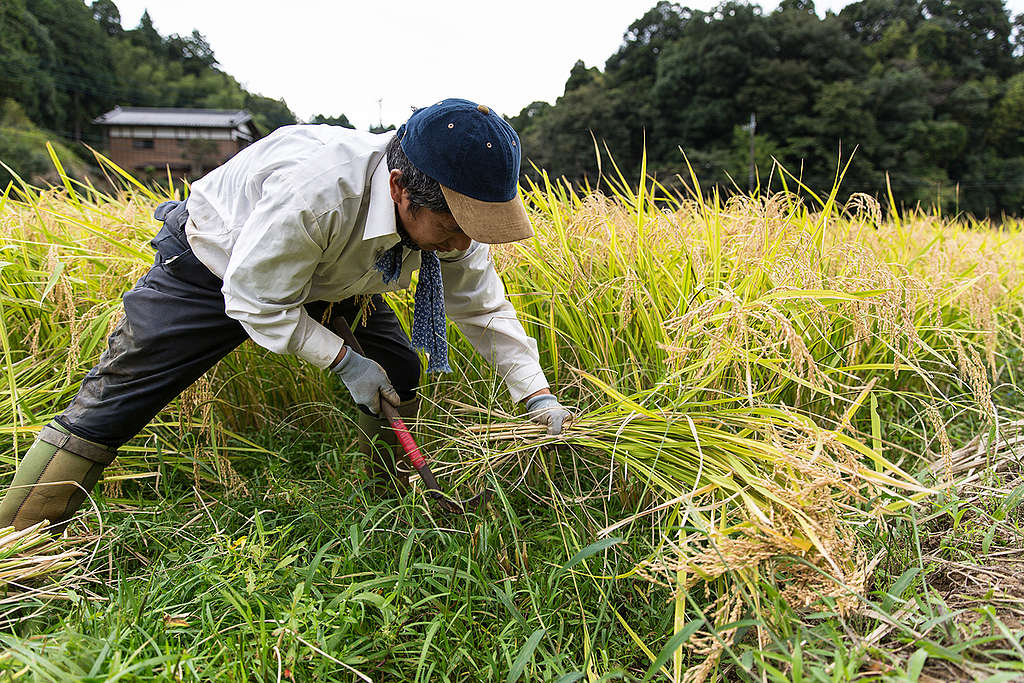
top-left (348, 269), bottom-right (383, 294)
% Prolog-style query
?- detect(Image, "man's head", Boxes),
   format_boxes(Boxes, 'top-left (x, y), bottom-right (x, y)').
top-left (386, 98), bottom-right (532, 250)
top-left (386, 135), bottom-right (470, 253)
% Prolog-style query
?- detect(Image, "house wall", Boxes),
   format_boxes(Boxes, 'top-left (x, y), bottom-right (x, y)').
top-left (105, 126), bottom-right (250, 179)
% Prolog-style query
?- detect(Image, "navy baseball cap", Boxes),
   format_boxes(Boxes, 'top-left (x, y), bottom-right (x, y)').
top-left (398, 98), bottom-right (533, 244)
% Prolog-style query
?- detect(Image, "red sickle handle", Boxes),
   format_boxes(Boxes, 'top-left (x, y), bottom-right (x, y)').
top-left (380, 401), bottom-right (427, 471)
top-left (379, 400), bottom-right (446, 495)
top-left (388, 416), bottom-right (426, 470)
top-left (374, 389), bottom-right (470, 512)
top-left (331, 318), bottom-right (436, 480)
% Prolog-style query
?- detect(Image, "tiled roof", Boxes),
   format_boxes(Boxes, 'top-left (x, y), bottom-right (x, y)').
top-left (94, 106), bottom-right (254, 128)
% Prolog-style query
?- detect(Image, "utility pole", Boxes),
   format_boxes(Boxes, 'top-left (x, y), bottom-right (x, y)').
top-left (748, 112), bottom-right (756, 194)
top-left (377, 98), bottom-right (383, 130)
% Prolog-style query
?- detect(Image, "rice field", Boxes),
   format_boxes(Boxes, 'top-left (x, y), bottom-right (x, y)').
top-left (0, 148), bottom-right (1023, 681)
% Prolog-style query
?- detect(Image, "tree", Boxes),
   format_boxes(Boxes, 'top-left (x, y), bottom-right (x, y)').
top-left (244, 94), bottom-right (296, 134)
top-left (0, 99), bottom-right (88, 188)
top-left (989, 71), bottom-right (1024, 153)
top-left (653, 3), bottom-right (774, 160)
top-left (1012, 11), bottom-right (1023, 58)
top-left (837, 0), bottom-right (923, 44)
top-left (0, 0), bottom-right (58, 129)
top-left (605, 1), bottom-right (692, 87)
top-left (310, 113), bottom-right (356, 128)
top-left (809, 79), bottom-right (881, 190)
top-left (130, 10), bottom-right (163, 52)
top-left (920, 0), bottom-right (1016, 78)
top-left (722, 122), bottom-right (784, 191)
top-left (517, 81), bottom-right (650, 186)
top-left (91, 0), bottom-right (121, 36)
top-left (26, 0), bottom-right (117, 142)
top-left (166, 30), bottom-right (217, 75)
top-left (105, 24), bottom-right (294, 138)
top-left (507, 100), bottom-right (552, 137)
top-left (564, 60), bottom-right (602, 93)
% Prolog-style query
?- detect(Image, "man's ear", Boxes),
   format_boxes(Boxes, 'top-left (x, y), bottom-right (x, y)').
top-left (388, 169), bottom-right (405, 204)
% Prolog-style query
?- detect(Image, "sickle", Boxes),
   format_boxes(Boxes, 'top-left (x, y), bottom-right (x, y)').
top-left (334, 316), bottom-right (490, 515)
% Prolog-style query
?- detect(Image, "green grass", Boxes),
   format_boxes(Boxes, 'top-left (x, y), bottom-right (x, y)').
top-left (3, 418), bottom-right (1024, 681)
top-left (0, 425), bottom-right (669, 681)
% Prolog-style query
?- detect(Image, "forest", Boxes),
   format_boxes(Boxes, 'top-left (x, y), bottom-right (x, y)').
top-left (512, 0), bottom-right (1024, 216)
top-left (2, 0), bottom-right (1023, 215)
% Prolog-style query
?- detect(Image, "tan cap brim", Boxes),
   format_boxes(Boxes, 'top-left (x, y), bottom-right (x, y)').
top-left (440, 185), bottom-right (533, 244)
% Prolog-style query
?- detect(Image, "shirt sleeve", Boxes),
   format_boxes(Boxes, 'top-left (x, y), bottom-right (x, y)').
top-left (439, 241), bottom-right (549, 403)
top-left (220, 171), bottom-right (344, 369)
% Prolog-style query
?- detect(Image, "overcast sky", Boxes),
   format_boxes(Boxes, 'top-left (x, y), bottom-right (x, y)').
top-left (112, 0), bottom-right (1024, 129)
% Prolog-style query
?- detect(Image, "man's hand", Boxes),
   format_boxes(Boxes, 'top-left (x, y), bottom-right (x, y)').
top-left (525, 393), bottom-right (572, 435)
top-left (330, 346), bottom-right (400, 416)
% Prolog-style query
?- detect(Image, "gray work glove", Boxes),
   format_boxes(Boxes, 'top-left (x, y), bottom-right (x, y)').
top-left (525, 394), bottom-right (571, 435)
top-left (330, 346), bottom-right (401, 416)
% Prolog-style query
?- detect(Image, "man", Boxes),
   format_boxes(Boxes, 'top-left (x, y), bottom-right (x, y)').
top-left (0, 98), bottom-right (571, 532)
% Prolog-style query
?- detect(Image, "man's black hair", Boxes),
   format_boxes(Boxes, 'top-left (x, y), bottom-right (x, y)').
top-left (386, 133), bottom-right (451, 215)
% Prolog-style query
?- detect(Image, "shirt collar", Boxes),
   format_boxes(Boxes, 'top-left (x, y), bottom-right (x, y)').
top-left (362, 143), bottom-right (398, 241)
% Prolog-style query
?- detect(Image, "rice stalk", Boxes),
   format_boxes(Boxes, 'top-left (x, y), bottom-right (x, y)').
top-left (2, 148), bottom-right (1023, 679)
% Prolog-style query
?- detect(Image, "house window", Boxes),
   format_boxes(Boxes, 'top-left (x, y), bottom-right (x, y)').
top-left (133, 139), bottom-right (155, 149)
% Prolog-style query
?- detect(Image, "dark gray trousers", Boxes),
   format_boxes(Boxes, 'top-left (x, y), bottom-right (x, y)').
top-left (55, 201), bottom-right (421, 448)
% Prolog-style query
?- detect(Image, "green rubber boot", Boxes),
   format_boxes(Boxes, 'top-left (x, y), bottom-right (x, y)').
top-left (0, 422), bottom-right (117, 532)
top-left (358, 397), bottom-right (419, 494)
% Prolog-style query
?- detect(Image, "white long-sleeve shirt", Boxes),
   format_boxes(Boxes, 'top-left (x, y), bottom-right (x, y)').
top-left (185, 124), bottom-right (548, 403)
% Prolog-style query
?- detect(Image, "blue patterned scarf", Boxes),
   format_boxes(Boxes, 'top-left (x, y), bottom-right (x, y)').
top-left (375, 227), bottom-right (451, 373)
